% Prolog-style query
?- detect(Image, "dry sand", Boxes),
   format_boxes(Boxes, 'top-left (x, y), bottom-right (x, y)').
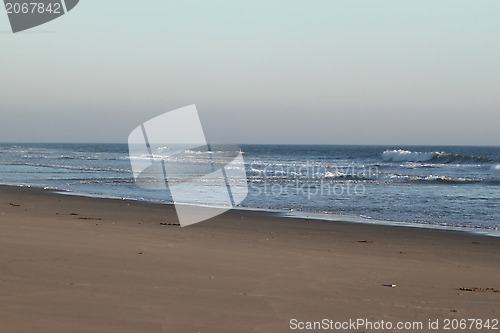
top-left (0, 185), bottom-right (499, 332)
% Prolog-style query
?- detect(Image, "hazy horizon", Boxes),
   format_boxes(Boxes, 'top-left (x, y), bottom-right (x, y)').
top-left (1, 1), bottom-right (499, 146)
top-left (1, 142), bottom-right (499, 148)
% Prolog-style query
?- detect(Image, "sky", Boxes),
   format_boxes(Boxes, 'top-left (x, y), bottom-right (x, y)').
top-left (1, 0), bottom-right (499, 145)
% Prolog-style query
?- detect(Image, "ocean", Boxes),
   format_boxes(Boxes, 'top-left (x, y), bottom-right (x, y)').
top-left (1, 143), bottom-right (499, 234)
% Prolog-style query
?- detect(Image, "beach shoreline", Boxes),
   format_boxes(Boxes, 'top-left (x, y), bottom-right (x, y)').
top-left (2, 144), bottom-right (498, 232)
top-left (5, 183), bottom-right (500, 238)
top-left (1, 185), bottom-right (499, 332)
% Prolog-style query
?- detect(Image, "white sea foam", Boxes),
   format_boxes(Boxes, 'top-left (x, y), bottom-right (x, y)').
top-left (324, 171), bottom-right (347, 178)
top-left (382, 150), bottom-right (437, 162)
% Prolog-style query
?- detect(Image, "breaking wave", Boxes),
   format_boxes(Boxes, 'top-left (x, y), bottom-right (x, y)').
top-left (382, 150), bottom-right (491, 164)
top-left (378, 173), bottom-right (500, 185)
top-left (324, 171), bottom-right (372, 181)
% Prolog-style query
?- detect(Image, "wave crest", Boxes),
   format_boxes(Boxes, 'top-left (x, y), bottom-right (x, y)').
top-left (382, 150), bottom-right (491, 164)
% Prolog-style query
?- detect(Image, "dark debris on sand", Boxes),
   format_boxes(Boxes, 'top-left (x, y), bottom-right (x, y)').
top-left (459, 287), bottom-right (499, 293)
top-left (160, 222), bottom-right (180, 226)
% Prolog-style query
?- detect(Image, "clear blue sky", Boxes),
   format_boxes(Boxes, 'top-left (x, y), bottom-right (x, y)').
top-left (1, 0), bottom-right (499, 145)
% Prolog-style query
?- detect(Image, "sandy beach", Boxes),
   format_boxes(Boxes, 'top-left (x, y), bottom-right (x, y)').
top-left (0, 185), bottom-right (499, 332)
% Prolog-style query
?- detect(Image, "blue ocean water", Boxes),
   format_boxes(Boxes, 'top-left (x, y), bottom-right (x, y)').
top-left (1, 143), bottom-right (499, 232)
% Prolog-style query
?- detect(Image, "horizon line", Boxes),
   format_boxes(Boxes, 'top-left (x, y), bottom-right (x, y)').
top-left (1, 141), bottom-right (499, 148)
